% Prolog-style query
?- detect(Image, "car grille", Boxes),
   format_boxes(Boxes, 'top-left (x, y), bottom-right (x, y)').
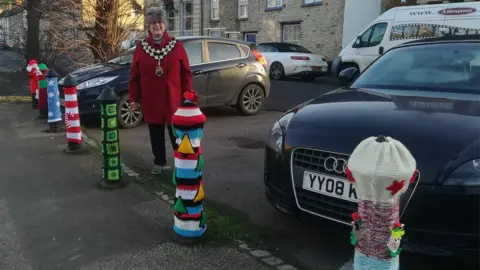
top-left (292, 148), bottom-right (419, 225)
top-left (292, 148), bottom-right (356, 225)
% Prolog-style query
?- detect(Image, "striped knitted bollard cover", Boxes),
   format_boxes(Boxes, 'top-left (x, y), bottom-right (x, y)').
top-left (171, 90), bottom-right (207, 238)
top-left (38, 64), bottom-right (49, 118)
top-left (346, 135), bottom-right (418, 270)
top-left (62, 75), bottom-right (83, 149)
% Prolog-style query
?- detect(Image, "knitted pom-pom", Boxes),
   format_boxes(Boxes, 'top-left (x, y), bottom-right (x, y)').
top-left (183, 90), bottom-right (198, 102)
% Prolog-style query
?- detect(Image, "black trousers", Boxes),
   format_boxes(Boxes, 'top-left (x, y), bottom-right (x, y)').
top-left (148, 123), bottom-right (176, 166)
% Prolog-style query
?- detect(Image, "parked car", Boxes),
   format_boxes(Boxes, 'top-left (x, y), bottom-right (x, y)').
top-left (59, 36), bottom-right (270, 128)
top-left (264, 36), bottom-right (480, 257)
top-left (256, 42), bottom-right (328, 81)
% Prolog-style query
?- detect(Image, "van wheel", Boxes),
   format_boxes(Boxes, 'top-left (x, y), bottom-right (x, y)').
top-left (270, 62), bottom-right (284, 80)
top-left (117, 93), bottom-right (143, 129)
top-left (236, 84), bottom-right (264, 116)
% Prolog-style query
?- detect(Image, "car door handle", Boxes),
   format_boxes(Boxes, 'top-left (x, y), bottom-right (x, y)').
top-left (236, 63), bottom-right (247, 68)
top-left (193, 70), bottom-right (203, 76)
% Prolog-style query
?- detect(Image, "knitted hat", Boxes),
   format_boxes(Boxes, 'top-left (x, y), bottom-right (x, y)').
top-left (146, 6), bottom-right (167, 25)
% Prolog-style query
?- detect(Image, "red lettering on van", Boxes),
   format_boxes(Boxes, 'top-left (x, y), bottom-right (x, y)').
top-left (438, 7), bottom-right (477, 15)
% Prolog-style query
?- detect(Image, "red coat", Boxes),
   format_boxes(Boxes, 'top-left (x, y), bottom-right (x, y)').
top-left (128, 32), bottom-right (193, 125)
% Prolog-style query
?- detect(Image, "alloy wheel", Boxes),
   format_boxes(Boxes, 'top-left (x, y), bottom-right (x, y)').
top-left (242, 87), bottom-right (263, 113)
top-left (270, 63), bottom-right (283, 80)
top-left (120, 99), bottom-right (142, 127)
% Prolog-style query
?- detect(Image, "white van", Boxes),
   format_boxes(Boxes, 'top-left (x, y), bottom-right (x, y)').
top-left (332, 2), bottom-right (480, 77)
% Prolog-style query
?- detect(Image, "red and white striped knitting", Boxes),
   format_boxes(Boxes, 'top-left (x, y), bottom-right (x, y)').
top-left (63, 87), bottom-right (82, 144)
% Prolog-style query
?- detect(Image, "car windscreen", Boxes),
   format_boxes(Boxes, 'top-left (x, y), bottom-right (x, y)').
top-left (351, 43), bottom-right (480, 93)
top-left (107, 50), bottom-right (134, 65)
top-left (284, 44), bottom-right (311, 53)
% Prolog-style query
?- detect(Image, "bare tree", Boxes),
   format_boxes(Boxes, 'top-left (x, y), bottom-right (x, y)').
top-left (43, 0), bottom-right (144, 64)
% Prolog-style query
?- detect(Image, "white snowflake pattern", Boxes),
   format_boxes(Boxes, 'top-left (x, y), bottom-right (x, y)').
top-left (56, 101), bottom-right (60, 107)
top-left (48, 111), bottom-right (53, 117)
top-left (48, 92), bottom-right (54, 98)
top-left (48, 79), bottom-right (55, 86)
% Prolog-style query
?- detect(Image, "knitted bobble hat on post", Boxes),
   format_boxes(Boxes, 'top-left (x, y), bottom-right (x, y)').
top-left (347, 135), bottom-right (418, 270)
top-left (171, 90), bottom-right (207, 241)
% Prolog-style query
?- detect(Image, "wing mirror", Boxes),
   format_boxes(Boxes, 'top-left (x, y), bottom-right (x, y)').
top-left (339, 67), bottom-right (359, 86)
top-left (352, 36), bottom-right (362, 48)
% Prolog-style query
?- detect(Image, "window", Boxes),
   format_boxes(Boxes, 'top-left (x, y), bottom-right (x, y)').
top-left (257, 45), bottom-right (278, 52)
top-left (211, 0), bottom-right (219, 20)
top-left (356, 23), bottom-right (387, 47)
top-left (182, 2), bottom-right (193, 36)
top-left (228, 33), bottom-right (239, 40)
top-left (167, 9), bottom-right (175, 31)
top-left (207, 42), bottom-right (241, 62)
top-left (209, 30), bottom-right (222, 37)
top-left (238, 0), bottom-right (248, 19)
top-left (285, 44), bottom-right (311, 53)
top-left (244, 33), bottom-right (256, 43)
top-left (303, 0), bottom-right (322, 4)
top-left (183, 42), bottom-right (203, 65)
top-left (267, 0), bottom-right (282, 8)
top-left (351, 43), bottom-right (480, 92)
top-left (282, 24), bottom-right (301, 45)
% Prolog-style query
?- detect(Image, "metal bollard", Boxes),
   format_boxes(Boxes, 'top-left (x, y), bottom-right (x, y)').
top-left (37, 63), bottom-right (49, 119)
top-left (97, 86), bottom-right (127, 189)
top-left (171, 90), bottom-right (207, 241)
top-left (46, 69), bottom-right (62, 133)
top-left (26, 60), bottom-right (39, 109)
top-left (62, 75), bottom-right (84, 153)
top-left (346, 135), bottom-right (418, 270)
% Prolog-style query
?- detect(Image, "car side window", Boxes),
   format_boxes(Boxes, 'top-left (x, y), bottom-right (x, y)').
top-left (183, 41), bottom-right (203, 65)
top-left (266, 46), bottom-right (279, 52)
top-left (358, 23), bottom-right (388, 47)
top-left (369, 23), bottom-right (388, 46)
top-left (257, 45), bottom-right (267, 52)
top-left (207, 42), bottom-right (242, 62)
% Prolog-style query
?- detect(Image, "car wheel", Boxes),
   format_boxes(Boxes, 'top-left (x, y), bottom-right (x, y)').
top-left (236, 84), bottom-right (264, 116)
top-left (301, 76), bottom-right (316, 82)
top-left (269, 62), bottom-right (284, 80)
top-left (117, 93), bottom-right (143, 129)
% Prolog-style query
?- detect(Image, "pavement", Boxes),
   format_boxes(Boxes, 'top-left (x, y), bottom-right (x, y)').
top-left (0, 102), bottom-right (274, 270)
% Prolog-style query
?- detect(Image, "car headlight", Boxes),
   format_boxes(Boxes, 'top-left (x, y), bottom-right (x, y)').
top-left (266, 112), bottom-right (295, 153)
top-left (443, 159), bottom-right (480, 186)
top-left (76, 76), bottom-right (118, 90)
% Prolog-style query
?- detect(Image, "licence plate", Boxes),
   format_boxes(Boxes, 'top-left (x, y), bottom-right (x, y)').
top-left (302, 171), bottom-right (358, 202)
top-left (311, 66), bottom-right (322, 71)
top-left (59, 98), bottom-right (65, 106)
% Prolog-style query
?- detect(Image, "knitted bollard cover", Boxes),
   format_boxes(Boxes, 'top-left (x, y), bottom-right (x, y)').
top-left (346, 135), bottom-right (418, 270)
top-left (171, 91), bottom-right (207, 238)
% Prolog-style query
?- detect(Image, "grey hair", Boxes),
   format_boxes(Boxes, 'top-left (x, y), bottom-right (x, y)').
top-left (146, 6), bottom-right (167, 26)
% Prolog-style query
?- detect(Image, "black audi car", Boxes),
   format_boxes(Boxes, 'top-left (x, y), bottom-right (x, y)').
top-left (264, 36), bottom-right (480, 257)
top-left (59, 36), bottom-right (270, 128)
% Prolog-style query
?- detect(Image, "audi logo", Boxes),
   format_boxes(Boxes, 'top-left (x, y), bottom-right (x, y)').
top-left (324, 157), bottom-right (348, 174)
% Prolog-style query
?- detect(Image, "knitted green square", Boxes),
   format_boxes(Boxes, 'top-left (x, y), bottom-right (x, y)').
top-left (107, 118), bottom-right (117, 128)
top-left (107, 169), bottom-right (120, 181)
top-left (106, 143), bottom-right (119, 155)
top-left (106, 104), bottom-right (116, 116)
top-left (39, 80), bottom-right (47, 89)
top-left (106, 131), bottom-right (118, 142)
top-left (108, 156), bottom-right (119, 168)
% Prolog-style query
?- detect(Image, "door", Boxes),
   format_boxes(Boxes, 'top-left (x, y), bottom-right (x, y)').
top-left (256, 44), bottom-right (279, 71)
top-left (183, 40), bottom-right (208, 106)
top-left (354, 22), bottom-right (389, 71)
top-left (204, 41), bottom-right (249, 105)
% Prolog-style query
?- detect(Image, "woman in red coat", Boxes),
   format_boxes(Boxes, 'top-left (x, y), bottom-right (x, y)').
top-left (129, 6), bottom-right (193, 175)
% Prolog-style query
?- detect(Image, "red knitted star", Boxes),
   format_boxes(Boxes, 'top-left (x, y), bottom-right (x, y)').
top-left (386, 179), bottom-right (405, 196)
top-left (345, 167), bottom-right (355, 183)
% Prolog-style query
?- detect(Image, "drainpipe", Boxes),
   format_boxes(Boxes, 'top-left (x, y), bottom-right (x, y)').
top-left (200, 0), bottom-right (204, 36)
